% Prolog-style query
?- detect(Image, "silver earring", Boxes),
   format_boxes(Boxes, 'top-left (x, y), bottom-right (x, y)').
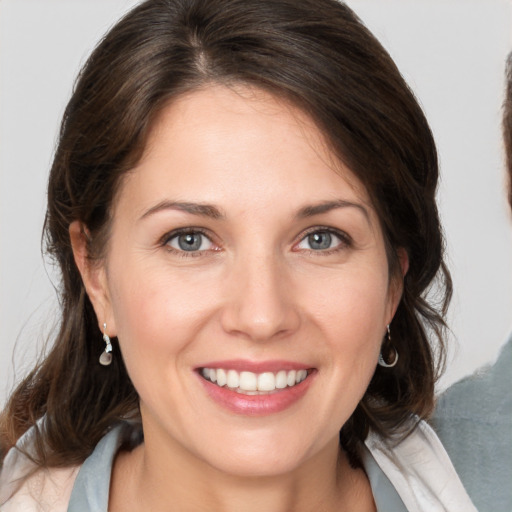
top-left (378, 324), bottom-right (398, 368)
top-left (99, 323), bottom-right (113, 366)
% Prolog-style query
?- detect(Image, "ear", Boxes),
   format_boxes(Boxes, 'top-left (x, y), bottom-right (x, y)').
top-left (387, 247), bottom-right (409, 321)
top-left (69, 221), bottom-right (116, 336)
top-left (397, 247), bottom-right (409, 277)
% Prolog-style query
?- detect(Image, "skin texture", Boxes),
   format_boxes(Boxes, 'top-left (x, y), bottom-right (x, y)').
top-left (71, 85), bottom-right (404, 511)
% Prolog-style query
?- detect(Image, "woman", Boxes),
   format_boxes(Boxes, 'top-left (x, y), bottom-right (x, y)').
top-left (0, 0), bottom-right (476, 510)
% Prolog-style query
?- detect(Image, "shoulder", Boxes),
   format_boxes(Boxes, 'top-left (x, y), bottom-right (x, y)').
top-left (364, 419), bottom-right (477, 512)
top-left (0, 464), bottom-right (79, 512)
top-left (1, 420), bottom-right (141, 511)
top-left (0, 426), bottom-right (80, 511)
top-left (432, 337), bottom-right (512, 510)
top-left (434, 337), bottom-right (512, 422)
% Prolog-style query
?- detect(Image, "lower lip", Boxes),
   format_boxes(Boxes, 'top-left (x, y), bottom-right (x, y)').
top-left (197, 372), bottom-right (315, 416)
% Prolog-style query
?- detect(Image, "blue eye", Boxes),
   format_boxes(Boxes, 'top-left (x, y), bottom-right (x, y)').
top-left (307, 231), bottom-right (333, 250)
top-left (167, 231), bottom-right (213, 252)
top-left (296, 229), bottom-right (347, 251)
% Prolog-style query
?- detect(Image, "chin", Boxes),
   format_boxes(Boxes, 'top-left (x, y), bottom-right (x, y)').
top-left (193, 431), bottom-right (321, 478)
top-left (207, 451), bottom-right (305, 478)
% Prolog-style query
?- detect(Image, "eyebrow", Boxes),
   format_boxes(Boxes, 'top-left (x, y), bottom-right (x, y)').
top-left (297, 200), bottom-right (370, 222)
top-left (139, 201), bottom-right (225, 221)
top-left (139, 198), bottom-right (370, 223)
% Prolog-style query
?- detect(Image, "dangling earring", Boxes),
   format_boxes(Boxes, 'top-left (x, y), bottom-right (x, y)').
top-left (378, 324), bottom-right (399, 368)
top-left (99, 323), bottom-right (113, 366)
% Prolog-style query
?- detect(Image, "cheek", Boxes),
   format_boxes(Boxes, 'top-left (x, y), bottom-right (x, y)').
top-left (107, 262), bottom-right (219, 372)
top-left (309, 267), bottom-right (390, 340)
top-left (306, 267), bottom-right (390, 384)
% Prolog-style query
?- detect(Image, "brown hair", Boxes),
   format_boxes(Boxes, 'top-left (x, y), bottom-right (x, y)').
top-left (1, 0), bottom-right (451, 468)
top-left (503, 53), bottom-right (512, 208)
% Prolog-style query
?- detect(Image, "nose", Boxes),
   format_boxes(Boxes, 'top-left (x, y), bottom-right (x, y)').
top-left (220, 253), bottom-right (301, 342)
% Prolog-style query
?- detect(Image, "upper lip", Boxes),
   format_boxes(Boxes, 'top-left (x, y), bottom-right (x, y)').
top-left (196, 359), bottom-right (313, 373)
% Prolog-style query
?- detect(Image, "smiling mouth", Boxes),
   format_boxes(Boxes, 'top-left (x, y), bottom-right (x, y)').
top-left (199, 368), bottom-right (312, 395)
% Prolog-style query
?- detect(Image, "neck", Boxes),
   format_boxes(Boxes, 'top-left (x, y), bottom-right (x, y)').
top-left (109, 424), bottom-right (374, 512)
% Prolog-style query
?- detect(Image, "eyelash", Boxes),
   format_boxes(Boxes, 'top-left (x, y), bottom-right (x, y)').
top-left (160, 228), bottom-right (218, 258)
top-left (159, 226), bottom-right (352, 257)
top-left (293, 226), bottom-right (352, 255)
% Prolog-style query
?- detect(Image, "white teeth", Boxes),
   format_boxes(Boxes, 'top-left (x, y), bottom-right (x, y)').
top-left (257, 372), bottom-right (275, 391)
top-left (216, 368), bottom-right (227, 387)
top-left (296, 369), bottom-right (307, 384)
top-left (200, 367), bottom-right (310, 392)
top-left (227, 369), bottom-right (239, 388)
top-left (275, 370), bottom-right (288, 389)
top-left (239, 371), bottom-right (257, 391)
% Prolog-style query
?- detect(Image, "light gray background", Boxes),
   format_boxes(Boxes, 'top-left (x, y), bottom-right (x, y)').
top-left (1, 0), bottom-right (512, 406)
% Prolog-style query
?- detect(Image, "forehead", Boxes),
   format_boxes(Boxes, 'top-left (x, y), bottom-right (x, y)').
top-left (117, 85), bottom-right (373, 215)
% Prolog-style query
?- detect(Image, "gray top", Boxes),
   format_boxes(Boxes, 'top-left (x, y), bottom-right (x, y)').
top-left (432, 336), bottom-right (512, 512)
top-left (67, 423), bottom-right (407, 511)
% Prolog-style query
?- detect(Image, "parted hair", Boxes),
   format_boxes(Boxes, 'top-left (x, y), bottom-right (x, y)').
top-left (0, 0), bottom-right (451, 468)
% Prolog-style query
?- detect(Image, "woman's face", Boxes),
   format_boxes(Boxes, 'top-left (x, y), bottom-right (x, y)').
top-left (90, 85), bottom-right (401, 477)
